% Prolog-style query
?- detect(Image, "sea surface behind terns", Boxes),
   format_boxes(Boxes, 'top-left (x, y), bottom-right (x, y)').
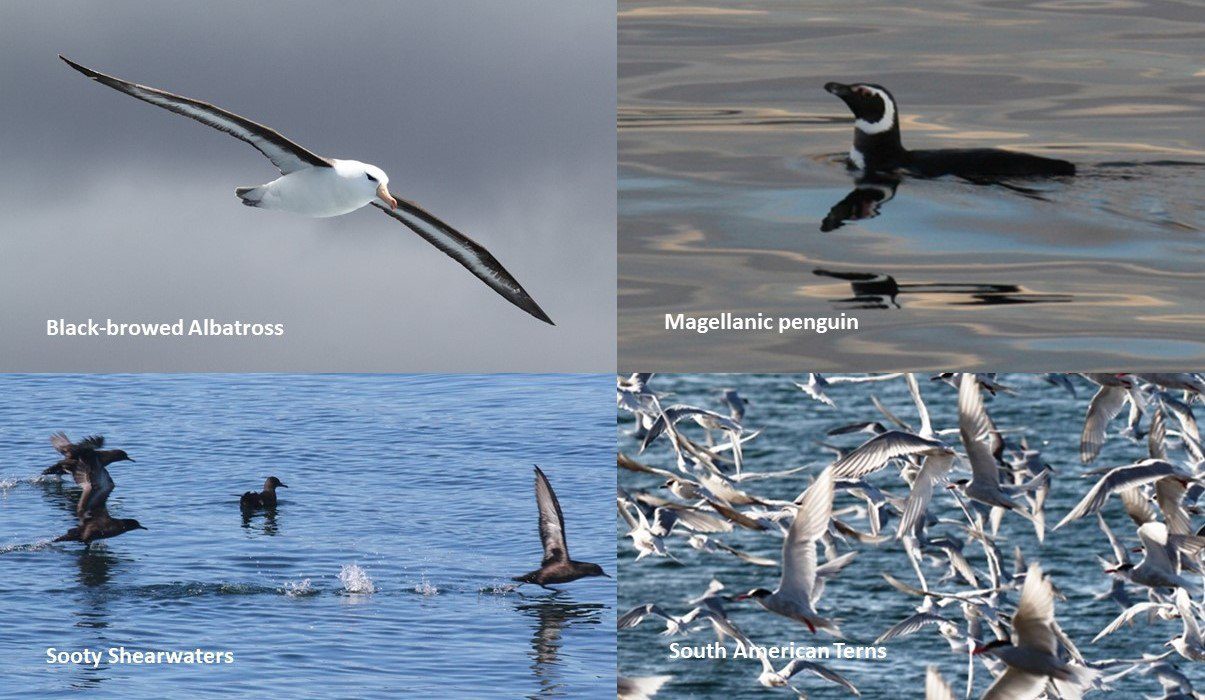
top-left (618, 373), bottom-right (1194, 698)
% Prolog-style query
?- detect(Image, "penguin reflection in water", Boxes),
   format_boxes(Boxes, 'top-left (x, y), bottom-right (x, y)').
top-left (821, 82), bottom-right (1074, 231)
top-left (513, 466), bottom-right (610, 590)
top-left (50, 433), bottom-right (147, 549)
top-left (813, 269), bottom-right (1074, 310)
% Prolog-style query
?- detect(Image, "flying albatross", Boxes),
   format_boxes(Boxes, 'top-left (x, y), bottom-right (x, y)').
top-left (58, 55), bottom-right (553, 325)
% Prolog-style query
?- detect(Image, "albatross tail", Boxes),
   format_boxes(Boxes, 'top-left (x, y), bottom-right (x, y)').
top-left (235, 186), bottom-right (266, 207)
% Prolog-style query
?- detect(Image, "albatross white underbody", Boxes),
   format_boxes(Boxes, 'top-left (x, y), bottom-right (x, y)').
top-left (58, 55), bottom-right (553, 325)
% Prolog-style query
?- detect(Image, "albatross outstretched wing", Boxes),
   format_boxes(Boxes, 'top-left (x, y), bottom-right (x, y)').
top-left (371, 199), bottom-right (553, 324)
top-left (59, 55), bottom-right (331, 175)
top-left (534, 466), bottom-right (569, 565)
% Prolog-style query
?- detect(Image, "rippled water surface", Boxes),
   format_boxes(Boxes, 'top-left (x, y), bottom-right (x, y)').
top-left (0, 374), bottom-right (614, 698)
top-left (619, 1), bottom-right (1205, 370)
top-left (618, 373), bottom-right (1198, 697)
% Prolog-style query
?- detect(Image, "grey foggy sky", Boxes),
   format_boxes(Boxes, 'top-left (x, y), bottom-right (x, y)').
top-left (0, 1), bottom-right (615, 371)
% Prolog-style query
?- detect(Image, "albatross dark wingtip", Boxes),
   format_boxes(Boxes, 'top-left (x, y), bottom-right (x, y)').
top-left (511, 292), bottom-right (555, 325)
top-left (527, 301), bottom-right (555, 326)
top-left (58, 54), bottom-right (97, 78)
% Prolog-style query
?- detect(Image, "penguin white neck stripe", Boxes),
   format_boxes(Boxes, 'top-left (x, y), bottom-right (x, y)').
top-left (853, 86), bottom-right (896, 135)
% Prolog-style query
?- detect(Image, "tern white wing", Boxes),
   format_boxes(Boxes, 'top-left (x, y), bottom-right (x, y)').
top-left (896, 451), bottom-right (955, 539)
top-left (1013, 562), bottom-right (1057, 656)
top-left (982, 667), bottom-right (1045, 700)
top-left (1055, 460), bottom-right (1179, 530)
top-left (778, 469), bottom-right (834, 601)
top-left (831, 430), bottom-right (949, 479)
top-left (1081, 385), bottom-right (1128, 463)
top-left (959, 373), bottom-right (1001, 488)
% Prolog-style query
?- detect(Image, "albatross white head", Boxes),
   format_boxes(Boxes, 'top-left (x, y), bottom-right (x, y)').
top-left (335, 160), bottom-right (397, 210)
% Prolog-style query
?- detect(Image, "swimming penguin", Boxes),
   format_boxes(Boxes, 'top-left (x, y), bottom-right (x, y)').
top-left (240, 476), bottom-right (287, 510)
top-left (43, 433), bottom-right (134, 479)
top-left (513, 466), bottom-right (609, 589)
top-left (825, 83), bottom-right (1075, 177)
top-left (53, 439), bottom-right (146, 549)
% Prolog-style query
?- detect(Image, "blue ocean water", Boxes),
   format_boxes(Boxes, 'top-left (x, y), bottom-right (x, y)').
top-left (618, 373), bottom-right (1200, 698)
top-left (0, 374), bottom-right (615, 698)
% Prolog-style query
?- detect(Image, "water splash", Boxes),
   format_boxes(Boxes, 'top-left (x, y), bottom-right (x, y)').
top-left (0, 539), bottom-right (56, 554)
top-left (412, 573), bottom-right (439, 596)
top-left (338, 564), bottom-right (376, 594)
top-left (283, 578), bottom-right (317, 597)
top-left (479, 581), bottom-right (520, 595)
top-left (0, 474), bottom-right (55, 490)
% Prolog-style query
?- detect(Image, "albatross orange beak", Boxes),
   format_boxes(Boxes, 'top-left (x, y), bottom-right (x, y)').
top-left (377, 182), bottom-right (397, 209)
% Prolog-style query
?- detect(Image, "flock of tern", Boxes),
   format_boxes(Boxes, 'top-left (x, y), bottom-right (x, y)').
top-left (617, 373), bottom-right (1205, 699)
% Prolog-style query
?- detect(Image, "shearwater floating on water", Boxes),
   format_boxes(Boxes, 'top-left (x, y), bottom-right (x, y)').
top-left (240, 476), bottom-right (287, 511)
top-left (513, 466), bottom-right (609, 589)
top-left (58, 55), bottom-right (553, 325)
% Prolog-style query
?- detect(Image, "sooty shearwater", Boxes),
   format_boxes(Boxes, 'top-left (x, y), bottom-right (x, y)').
top-left (825, 82), bottom-right (1076, 178)
top-left (43, 432), bottom-right (134, 480)
top-left (513, 466), bottom-right (609, 590)
top-left (53, 438), bottom-right (146, 549)
top-left (241, 476), bottom-right (287, 510)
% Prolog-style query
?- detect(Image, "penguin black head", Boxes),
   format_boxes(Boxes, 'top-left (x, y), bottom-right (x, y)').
top-left (825, 82), bottom-right (906, 172)
top-left (825, 82), bottom-right (898, 134)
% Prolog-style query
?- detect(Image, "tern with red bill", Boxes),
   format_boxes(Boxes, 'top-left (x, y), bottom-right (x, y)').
top-left (734, 468), bottom-right (842, 635)
top-left (58, 55), bottom-right (553, 325)
top-left (973, 562), bottom-right (1098, 699)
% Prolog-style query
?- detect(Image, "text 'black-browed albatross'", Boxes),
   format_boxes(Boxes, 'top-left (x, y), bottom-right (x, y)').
top-left (59, 55), bottom-right (553, 325)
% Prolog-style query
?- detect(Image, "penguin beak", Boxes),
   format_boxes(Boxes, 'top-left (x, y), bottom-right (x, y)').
top-left (376, 183), bottom-right (397, 209)
top-left (825, 82), bottom-right (852, 98)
